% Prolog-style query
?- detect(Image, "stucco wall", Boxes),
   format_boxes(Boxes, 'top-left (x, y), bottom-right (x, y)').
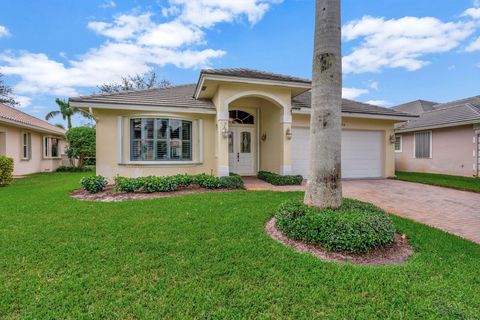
top-left (94, 109), bottom-right (217, 181)
top-left (0, 123), bottom-right (64, 176)
top-left (395, 125), bottom-right (477, 177)
top-left (292, 114), bottom-right (397, 178)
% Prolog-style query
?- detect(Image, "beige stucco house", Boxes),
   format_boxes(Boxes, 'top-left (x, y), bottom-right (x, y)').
top-left (70, 69), bottom-right (414, 182)
top-left (394, 97), bottom-right (480, 177)
top-left (0, 103), bottom-right (66, 176)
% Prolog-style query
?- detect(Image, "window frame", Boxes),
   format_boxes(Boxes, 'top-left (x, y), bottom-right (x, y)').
top-left (394, 135), bottom-right (402, 153)
top-left (21, 132), bottom-right (31, 161)
top-left (413, 131), bottom-right (432, 159)
top-left (43, 136), bottom-right (61, 159)
top-left (129, 117), bottom-right (194, 163)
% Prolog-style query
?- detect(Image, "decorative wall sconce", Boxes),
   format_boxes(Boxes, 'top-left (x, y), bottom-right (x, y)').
top-left (221, 123), bottom-right (229, 138)
top-left (261, 133), bottom-right (267, 141)
top-left (389, 133), bottom-right (396, 144)
top-left (285, 128), bottom-right (292, 140)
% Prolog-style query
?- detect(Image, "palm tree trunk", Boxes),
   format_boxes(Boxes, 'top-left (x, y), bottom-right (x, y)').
top-left (67, 115), bottom-right (72, 129)
top-left (304, 0), bottom-right (343, 209)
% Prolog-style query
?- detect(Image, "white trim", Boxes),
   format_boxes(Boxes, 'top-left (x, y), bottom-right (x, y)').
top-left (42, 136), bottom-right (62, 160)
top-left (292, 108), bottom-right (416, 121)
top-left (280, 165), bottom-right (292, 175)
top-left (117, 116), bottom-right (123, 164)
top-left (218, 165), bottom-right (229, 177)
top-left (394, 134), bottom-right (402, 153)
top-left (223, 90), bottom-right (291, 124)
top-left (413, 130), bottom-right (432, 159)
top-left (70, 101), bottom-right (216, 114)
top-left (194, 74), bottom-right (311, 98)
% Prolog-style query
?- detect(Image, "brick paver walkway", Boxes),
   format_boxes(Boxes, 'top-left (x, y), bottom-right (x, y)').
top-left (243, 177), bottom-right (480, 244)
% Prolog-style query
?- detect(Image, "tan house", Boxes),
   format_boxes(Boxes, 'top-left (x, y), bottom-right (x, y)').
top-left (0, 103), bottom-right (66, 176)
top-left (70, 69), bottom-right (414, 181)
top-left (394, 96), bottom-right (480, 177)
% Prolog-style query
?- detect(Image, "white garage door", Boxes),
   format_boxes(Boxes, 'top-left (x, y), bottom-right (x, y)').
top-left (291, 128), bottom-right (384, 179)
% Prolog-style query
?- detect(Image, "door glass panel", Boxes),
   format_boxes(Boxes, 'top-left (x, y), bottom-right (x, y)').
top-left (228, 131), bottom-right (234, 153)
top-left (240, 132), bottom-right (251, 153)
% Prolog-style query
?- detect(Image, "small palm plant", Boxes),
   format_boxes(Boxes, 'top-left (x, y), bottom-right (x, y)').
top-left (45, 98), bottom-right (92, 129)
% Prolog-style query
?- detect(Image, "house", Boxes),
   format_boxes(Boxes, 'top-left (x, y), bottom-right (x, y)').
top-left (0, 103), bottom-right (66, 175)
top-left (393, 96), bottom-right (480, 177)
top-left (69, 68), bottom-right (415, 181)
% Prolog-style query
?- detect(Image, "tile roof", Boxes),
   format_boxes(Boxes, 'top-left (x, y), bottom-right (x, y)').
top-left (292, 91), bottom-right (415, 118)
top-left (391, 100), bottom-right (438, 115)
top-left (200, 68), bottom-right (311, 84)
top-left (70, 84), bottom-right (215, 110)
top-left (395, 96), bottom-right (480, 132)
top-left (0, 103), bottom-right (65, 135)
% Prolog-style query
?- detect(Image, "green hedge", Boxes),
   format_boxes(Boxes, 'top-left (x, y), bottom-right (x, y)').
top-left (113, 173), bottom-right (244, 193)
top-left (80, 175), bottom-right (107, 194)
top-left (257, 171), bottom-right (303, 186)
top-left (0, 156), bottom-right (14, 187)
top-left (275, 199), bottom-right (396, 254)
top-left (56, 166), bottom-right (94, 173)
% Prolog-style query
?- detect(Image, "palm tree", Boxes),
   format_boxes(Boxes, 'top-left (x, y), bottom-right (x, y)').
top-left (45, 98), bottom-right (91, 129)
top-left (304, 0), bottom-right (343, 209)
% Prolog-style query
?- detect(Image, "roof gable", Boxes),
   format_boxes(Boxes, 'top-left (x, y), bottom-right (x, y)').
top-left (0, 103), bottom-right (65, 135)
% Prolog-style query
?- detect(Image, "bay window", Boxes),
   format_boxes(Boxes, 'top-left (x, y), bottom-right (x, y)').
top-left (130, 118), bottom-right (192, 161)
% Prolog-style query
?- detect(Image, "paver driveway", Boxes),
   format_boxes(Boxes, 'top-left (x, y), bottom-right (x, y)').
top-left (244, 177), bottom-right (480, 244)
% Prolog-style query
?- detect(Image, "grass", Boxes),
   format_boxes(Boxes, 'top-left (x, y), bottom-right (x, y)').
top-left (395, 171), bottom-right (480, 193)
top-left (0, 173), bottom-right (479, 319)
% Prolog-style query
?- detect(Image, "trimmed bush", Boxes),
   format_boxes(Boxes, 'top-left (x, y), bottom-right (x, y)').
top-left (275, 199), bottom-right (396, 254)
top-left (56, 166), bottom-right (94, 173)
top-left (80, 175), bottom-right (107, 194)
top-left (257, 171), bottom-right (303, 186)
top-left (0, 156), bottom-right (14, 187)
top-left (112, 173), bottom-right (244, 193)
top-left (219, 175), bottom-right (244, 189)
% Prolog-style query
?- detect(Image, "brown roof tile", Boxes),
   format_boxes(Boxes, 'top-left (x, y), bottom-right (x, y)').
top-left (0, 103), bottom-right (65, 135)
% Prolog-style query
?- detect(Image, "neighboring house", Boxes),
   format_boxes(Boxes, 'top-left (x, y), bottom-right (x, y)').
top-left (0, 103), bottom-right (66, 176)
top-left (69, 68), bottom-right (414, 181)
top-left (393, 96), bottom-right (480, 177)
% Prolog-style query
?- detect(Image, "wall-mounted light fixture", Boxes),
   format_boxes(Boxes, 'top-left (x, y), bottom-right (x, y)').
top-left (261, 133), bottom-right (267, 141)
top-left (221, 123), bottom-right (229, 138)
top-left (389, 133), bottom-right (396, 144)
top-left (285, 128), bottom-right (292, 140)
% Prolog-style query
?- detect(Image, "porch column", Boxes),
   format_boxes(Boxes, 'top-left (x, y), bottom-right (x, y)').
top-left (216, 113), bottom-right (230, 177)
top-left (280, 106), bottom-right (292, 175)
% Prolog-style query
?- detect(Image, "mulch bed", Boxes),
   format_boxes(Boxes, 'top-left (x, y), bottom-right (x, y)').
top-left (265, 217), bottom-right (413, 266)
top-left (71, 185), bottom-right (238, 202)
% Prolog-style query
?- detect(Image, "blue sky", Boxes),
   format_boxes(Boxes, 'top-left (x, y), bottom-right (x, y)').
top-left (1, 0), bottom-right (479, 127)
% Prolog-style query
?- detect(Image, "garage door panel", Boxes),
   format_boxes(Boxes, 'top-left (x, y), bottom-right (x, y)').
top-left (291, 128), bottom-right (383, 179)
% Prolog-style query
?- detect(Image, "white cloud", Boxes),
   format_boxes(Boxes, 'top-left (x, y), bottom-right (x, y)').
top-left (100, 0), bottom-right (116, 9)
top-left (463, 7), bottom-right (480, 19)
top-left (368, 80), bottom-right (379, 90)
top-left (0, 25), bottom-right (10, 38)
top-left (0, 0), bottom-right (280, 97)
top-left (13, 95), bottom-right (32, 108)
top-left (466, 36), bottom-right (480, 51)
top-left (365, 100), bottom-right (391, 107)
top-left (342, 87), bottom-right (369, 99)
top-left (343, 16), bottom-right (476, 73)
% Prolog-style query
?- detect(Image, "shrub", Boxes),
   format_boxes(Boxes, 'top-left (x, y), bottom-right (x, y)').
top-left (219, 175), bottom-right (244, 189)
top-left (0, 156), bottom-right (14, 187)
top-left (275, 199), bottom-right (396, 254)
top-left (56, 166), bottom-right (94, 173)
top-left (194, 174), bottom-right (221, 189)
top-left (139, 176), bottom-right (179, 193)
top-left (114, 176), bottom-right (142, 193)
top-left (257, 171), bottom-right (303, 186)
top-left (80, 175), bottom-right (107, 193)
top-left (65, 127), bottom-right (96, 167)
top-left (171, 174), bottom-right (195, 188)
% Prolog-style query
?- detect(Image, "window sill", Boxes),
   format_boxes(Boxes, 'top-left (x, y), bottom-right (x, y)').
top-left (43, 157), bottom-right (62, 160)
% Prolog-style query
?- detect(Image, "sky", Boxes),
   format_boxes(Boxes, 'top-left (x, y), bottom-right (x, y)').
top-left (0, 0), bottom-right (480, 127)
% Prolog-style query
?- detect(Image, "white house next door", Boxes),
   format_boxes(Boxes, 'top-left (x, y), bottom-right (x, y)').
top-left (228, 126), bottom-right (255, 175)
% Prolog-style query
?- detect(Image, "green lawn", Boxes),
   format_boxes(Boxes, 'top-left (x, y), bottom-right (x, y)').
top-left (1, 173), bottom-right (479, 319)
top-left (395, 171), bottom-right (480, 193)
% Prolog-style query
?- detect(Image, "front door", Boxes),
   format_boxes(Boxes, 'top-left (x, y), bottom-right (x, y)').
top-left (228, 127), bottom-right (255, 175)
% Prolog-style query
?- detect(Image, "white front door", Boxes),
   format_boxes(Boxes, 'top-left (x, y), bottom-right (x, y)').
top-left (228, 126), bottom-right (255, 175)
